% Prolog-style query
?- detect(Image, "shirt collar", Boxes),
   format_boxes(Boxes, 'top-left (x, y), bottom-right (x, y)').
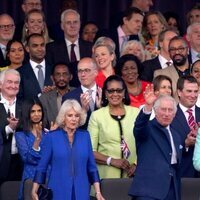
top-left (158, 55), bottom-right (173, 68)
top-left (81, 84), bottom-right (97, 93)
top-left (117, 26), bottom-right (126, 38)
top-left (0, 94), bottom-right (16, 106)
top-left (30, 59), bottom-right (45, 69)
top-left (65, 38), bottom-right (79, 47)
top-left (179, 103), bottom-right (195, 113)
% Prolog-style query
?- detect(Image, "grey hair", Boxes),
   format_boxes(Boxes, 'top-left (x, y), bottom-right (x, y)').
top-left (187, 22), bottom-right (200, 35)
top-left (93, 36), bottom-right (116, 66)
top-left (153, 95), bottom-right (177, 113)
top-left (0, 69), bottom-right (21, 83)
top-left (61, 9), bottom-right (80, 22)
top-left (120, 40), bottom-right (145, 61)
top-left (56, 99), bottom-right (87, 127)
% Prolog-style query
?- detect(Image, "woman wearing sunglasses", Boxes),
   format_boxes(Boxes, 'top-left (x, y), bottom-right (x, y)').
top-left (88, 75), bottom-right (139, 183)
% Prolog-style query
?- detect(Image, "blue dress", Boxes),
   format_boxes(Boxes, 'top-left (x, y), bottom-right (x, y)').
top-left (34, 128), bottom-right (100, 200)
top-left (15, 131), bottom-right (47, 200)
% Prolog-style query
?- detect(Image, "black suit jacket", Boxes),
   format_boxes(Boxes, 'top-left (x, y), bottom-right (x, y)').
top-left (171, 105), bottom-right (200, 177)
top-left (18, 61), bottom-right (53, 100)
top-left (141, 56), bottom-right (162, 82)
top-left (0, 100), bottom-right (23, 181)
top-left (46, 38), bottom-right (93, 66)
top-left (0, 49), bottom-right (8, 67)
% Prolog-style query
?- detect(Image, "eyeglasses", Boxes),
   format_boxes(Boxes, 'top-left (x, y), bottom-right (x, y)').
top-left (106, 88), bottom-right (124, 94)
top-left (25, 2), bottom-right (42, 7)
top-left (77, 68), bottom-right (92, 74)
top-left (169, 47), bottom-right (187, 54)
top-left (0, 24), bottom-right (15, 30)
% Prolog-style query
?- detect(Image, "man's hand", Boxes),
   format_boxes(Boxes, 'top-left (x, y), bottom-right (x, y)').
top-left (7, 113), bottom-right (19, 131)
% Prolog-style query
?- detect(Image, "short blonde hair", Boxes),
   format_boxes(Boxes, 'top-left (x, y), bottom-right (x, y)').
top-left (56, 99), bottom-right (87, 127)
top-left (92, 36), bottom-right (116, 66)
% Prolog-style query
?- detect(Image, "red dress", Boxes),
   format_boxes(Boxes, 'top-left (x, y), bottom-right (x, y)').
top-left (95, 70), bottom-right (115, 88)
top-left (129, 81), bottom-right (149, 108)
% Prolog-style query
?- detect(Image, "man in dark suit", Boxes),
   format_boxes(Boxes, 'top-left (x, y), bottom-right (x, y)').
top-left (62, 57), bottom-right (101, 129)
top-left (129, 89), bottom-right (182, 200)
top-left (141, 29), bottom-right (178, 82)
top-left (98, 7), bottom-right (144, 59)
top-left (0, 69), bottom-right (23, 185)
top-left (46, 9), bottom-right (93, 87)
top-left (39, 63), bottom-right (74, 126)
top-left (171, 75), bottom-right (200, 177)
top-left (18, 33), bottom-right (53, 100)
top-left (0, 14), bottom-right (15, 67)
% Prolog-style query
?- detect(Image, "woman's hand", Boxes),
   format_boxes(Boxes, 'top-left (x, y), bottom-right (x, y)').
top-left (35, 122), bottom-right (42, 140)
top-left (96, 192), bottom-right (106, 200)
top-left (31, 183), bottom-right (39, 200)
top-left (50, 121), bottom-right (58, 131)
top-left (111, 158), bottom-right (130, 171)
top-left (127, 164), bottom-right (136, 177)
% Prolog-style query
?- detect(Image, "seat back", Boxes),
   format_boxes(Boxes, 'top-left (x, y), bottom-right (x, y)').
top-left (181, 178), bottom-right (200, 200)
top-left (0, 181), bottom-right (21, 200)
top-left (100, 178), bottom-right (132, 200)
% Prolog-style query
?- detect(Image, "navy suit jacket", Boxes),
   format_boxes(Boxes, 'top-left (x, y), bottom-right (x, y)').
top-left (62, 87), bottom-right (98, 129)
top-left (129, 111), bottom-right (182, 199)
top-left (0, 100), bottom-right (23, 181)
top-left (140, 56), bottom-right (162, 82)
top-left (171, 105), bottom-right (200, 177)
top-left (18, 61), bottom-right (53, 100)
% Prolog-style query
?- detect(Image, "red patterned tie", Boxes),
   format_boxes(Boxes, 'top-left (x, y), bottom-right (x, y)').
top-left (187, 109), bottom-right (195, 129)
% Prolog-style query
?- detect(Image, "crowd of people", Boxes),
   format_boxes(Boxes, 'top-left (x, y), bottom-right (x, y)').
top-left (1, 0), bottom-right (200, 200)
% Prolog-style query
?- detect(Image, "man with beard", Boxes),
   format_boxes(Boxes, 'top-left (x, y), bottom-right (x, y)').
top-left (154, 36), bottom-right (191, 101)
top-left (39, 63), bottom-right (74, 127)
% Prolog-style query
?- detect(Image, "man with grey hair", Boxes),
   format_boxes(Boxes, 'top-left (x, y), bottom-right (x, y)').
top-left (131, 0), bottom-right (153, 13)
top-left (62, 57), bottom-right (101, 129)
top-left (129, 85), bottom-right (182, 200)
top-left (186, 22), bottom-right (200, 64)
top-left (0, 14), bottom-right (15, 67)
top-left (0, 69), bottom-right (23, 185)
top-left (46, 9), bottom-right (93, 76)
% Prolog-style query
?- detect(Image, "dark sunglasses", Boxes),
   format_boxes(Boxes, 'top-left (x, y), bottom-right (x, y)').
top-left (106, 88), bottom-right (124, 94)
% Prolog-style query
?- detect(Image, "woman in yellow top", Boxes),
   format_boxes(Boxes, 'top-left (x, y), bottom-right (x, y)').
top-left (0, 39), bottom-right (25, 72)
top-left (88, 75), bottom-right (139, 179)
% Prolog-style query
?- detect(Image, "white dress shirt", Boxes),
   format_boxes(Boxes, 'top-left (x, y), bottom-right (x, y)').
top-left (30, 59), bottom-right (46, 80)
top-left (0, 94), bottom-right (18, 154)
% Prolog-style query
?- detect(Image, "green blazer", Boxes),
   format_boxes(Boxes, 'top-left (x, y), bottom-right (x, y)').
top-left (88, 105), bottom-right (139, 179)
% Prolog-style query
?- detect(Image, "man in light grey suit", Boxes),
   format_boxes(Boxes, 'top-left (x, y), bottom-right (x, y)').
top-left (39, 63), bottom-right (74, 127)
top-left (154, 36), bottom-right (191, 100)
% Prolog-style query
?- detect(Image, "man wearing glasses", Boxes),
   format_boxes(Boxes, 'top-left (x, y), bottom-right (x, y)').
top-left (0, 14), bottom-right (15, 67)
top-left (154, 36), bottom-right (191, 101)
top-left (62, 57), bottom-right (101, 129)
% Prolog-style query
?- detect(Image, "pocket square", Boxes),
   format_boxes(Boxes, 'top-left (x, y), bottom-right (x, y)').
top-left (179, 145), bottom-right (183, 149)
